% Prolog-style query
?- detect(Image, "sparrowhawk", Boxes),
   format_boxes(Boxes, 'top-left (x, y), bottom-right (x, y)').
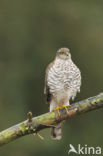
top-left (44, 48), bottom-right (81, 140)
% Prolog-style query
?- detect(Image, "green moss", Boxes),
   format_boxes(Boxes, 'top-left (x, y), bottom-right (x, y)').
top-left (25, 127), bottom-right (29, 131)
top-left (96, 98), bottom-right (101, 103)
top-left (78, 103), bottom-right (89, 112)
top-left (91, 98), bottom-right (101, 104)
top-left (0, 93), bottom-right (103, 147)
top-left (91, 100), bottom-right (97, 104)
top-left (19, 123), bottom-right (26, 135)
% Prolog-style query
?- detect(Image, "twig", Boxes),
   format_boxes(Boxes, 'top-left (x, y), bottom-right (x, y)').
top-left (0, 93), bottom-right (103, 147)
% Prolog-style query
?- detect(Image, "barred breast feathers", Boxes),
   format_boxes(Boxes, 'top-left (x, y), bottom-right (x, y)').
top-left (47, 57), bottom-right (81, 101)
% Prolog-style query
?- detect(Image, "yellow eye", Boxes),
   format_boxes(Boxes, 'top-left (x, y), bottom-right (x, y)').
top-left (61, 52), bottom-right (64, 55)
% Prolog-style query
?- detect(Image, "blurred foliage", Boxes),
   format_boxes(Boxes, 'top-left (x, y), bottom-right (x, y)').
top-left (0, 0), bottom-right (103, 156)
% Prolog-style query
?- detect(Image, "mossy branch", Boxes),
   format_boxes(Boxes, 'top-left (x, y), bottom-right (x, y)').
top-left (0, 93), bottom-right (103, 147)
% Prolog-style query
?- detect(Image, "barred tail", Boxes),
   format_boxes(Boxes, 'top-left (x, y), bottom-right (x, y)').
top-left (51, 122), bottom-right (62, 140)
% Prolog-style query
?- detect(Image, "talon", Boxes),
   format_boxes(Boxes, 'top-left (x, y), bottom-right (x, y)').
top-left (53, 105), bottom-right (61, 116)
top-left (62, 104), bottom-right (71, 114)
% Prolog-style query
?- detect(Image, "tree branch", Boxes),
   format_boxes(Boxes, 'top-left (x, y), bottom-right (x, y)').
top-left (0, 93), bottom-right (103, 147)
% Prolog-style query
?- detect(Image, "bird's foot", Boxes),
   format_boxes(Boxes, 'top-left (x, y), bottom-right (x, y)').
top-left (62, 104), bottom-right (71, 114)
top-left (53, 105), bottom-right (61, 116)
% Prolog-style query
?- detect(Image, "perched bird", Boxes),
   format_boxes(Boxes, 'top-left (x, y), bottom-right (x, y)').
top-left (44, 48), bottom-right (81, 140)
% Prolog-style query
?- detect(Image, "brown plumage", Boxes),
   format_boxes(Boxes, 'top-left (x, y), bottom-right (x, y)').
top-left (44, 48), bottom-right (81, 140)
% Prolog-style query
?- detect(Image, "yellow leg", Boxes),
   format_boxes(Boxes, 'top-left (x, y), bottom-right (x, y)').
top-left (62, 104), bottom-right (71, 114)
top-left (53, 105), bottom-right (61, 116)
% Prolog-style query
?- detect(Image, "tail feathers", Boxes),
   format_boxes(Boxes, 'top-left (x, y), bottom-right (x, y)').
top-left (51, 122), bottom-right (62, 140)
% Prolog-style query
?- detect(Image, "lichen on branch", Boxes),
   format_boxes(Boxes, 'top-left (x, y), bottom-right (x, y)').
top-left (0, 93), bottom-right (103, 147)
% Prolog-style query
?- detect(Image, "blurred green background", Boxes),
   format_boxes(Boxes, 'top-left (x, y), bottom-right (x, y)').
top-left (0, 0), bottom-right (103, 156)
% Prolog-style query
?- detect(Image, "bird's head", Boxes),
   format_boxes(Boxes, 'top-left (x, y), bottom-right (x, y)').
top-left (56, 48), bottom-right (71, 60)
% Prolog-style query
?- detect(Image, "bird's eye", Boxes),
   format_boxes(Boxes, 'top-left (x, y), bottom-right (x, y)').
top-left (61, 52), bottom-right (64, 55)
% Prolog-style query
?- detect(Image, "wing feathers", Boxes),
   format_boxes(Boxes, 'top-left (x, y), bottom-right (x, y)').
top-left (44, 61), bottom-right (54, 105)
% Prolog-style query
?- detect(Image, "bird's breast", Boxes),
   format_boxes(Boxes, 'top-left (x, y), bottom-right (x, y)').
top-left (47, 58), bottom-right (81, 100)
